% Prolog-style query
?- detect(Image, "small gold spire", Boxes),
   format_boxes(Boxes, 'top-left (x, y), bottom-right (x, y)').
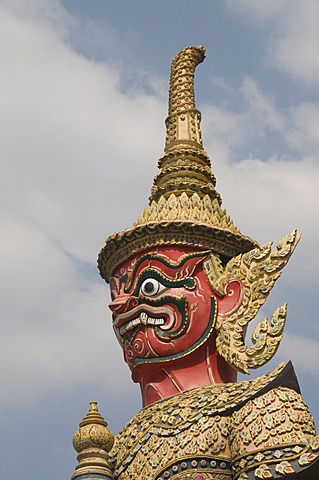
top-left (71, 402), bottom-right (114, 480)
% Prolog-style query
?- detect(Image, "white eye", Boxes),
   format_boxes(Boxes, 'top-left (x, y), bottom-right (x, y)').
top-left (140, 278), bottom-right (164, 297)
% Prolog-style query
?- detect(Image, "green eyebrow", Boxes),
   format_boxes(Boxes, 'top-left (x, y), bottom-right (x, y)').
top-left (124, 251), bottom-right (209, 292)
top-left (130, 269), bottom-right (196, 296)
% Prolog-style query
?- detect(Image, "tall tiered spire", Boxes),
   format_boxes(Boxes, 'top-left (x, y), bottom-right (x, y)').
top-left (151, 46), bottom-right (221, 204)
top-left (98, 46), bottom-right (257, 282)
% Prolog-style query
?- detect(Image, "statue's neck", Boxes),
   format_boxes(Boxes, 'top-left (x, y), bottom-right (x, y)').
top-left (136, 341), bottom-right (237, 407)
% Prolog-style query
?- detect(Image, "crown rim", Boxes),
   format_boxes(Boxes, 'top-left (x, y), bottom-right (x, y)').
top-left (98, 220), bottom-right (257, 282)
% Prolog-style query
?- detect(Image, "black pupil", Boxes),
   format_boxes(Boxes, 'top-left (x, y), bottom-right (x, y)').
top-left (144, 281), bottom-right (155, 293)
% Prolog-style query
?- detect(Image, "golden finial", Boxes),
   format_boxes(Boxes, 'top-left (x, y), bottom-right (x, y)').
top-left (71, 401), bottom-right (114, 480)
top-left (98, 46), bottom-right (257, 282)
top-left (151, 46), bottom-right (221, 204)
top-left (166, 45), bottom-right (205, 149)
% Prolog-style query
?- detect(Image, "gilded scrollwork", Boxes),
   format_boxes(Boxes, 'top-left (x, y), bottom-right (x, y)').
top-left (203, 230), bottom-right (301, 374)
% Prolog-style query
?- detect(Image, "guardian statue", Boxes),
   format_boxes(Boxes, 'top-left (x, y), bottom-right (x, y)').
top-left (72, 46), bottom-right (319, 480)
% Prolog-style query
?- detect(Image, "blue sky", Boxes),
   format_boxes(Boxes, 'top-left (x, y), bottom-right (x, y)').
top-left (1, 1), bottom-right (319, 479)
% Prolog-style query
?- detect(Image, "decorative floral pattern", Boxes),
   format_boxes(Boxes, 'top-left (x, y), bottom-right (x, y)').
top-left (110, 364), bottom-right (318, 479)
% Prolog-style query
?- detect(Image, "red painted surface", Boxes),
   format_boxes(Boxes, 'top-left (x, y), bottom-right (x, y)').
top-left (109, 246), bottom-right (239, 407)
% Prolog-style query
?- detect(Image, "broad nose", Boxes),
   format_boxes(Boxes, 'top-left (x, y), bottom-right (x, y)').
top-left (109, 293), bottom-right (137, 313)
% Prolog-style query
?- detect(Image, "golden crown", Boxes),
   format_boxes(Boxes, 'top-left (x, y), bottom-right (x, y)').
top-left (98, 46), bottom-right (257, 282)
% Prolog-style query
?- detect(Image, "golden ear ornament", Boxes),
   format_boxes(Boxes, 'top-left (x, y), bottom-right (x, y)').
top-left (203, 230), bottom-right (301, 374)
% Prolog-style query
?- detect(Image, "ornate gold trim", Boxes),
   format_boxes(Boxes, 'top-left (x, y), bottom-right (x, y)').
top-left (204, 230), bottom-right (301, 373)
top-left (110, 363), bottom-right (318, 480)
top-left (98, 218), bottom-right (257, 282)
top-left (71, 402), bottom-right (114, 480)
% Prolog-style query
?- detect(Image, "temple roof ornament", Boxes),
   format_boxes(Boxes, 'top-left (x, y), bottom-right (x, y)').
top-left (71, 401), bottom-right (114, 480)
top-left (98, 46), bottom-right (257, 283)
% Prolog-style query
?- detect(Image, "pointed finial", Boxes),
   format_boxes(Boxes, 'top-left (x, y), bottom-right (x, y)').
top-left (71, 402), bottom-right (114, 480)
top-left (165, 45), bottom-right (205, 151)
top-left (150, 46), bottom-right (221, 204)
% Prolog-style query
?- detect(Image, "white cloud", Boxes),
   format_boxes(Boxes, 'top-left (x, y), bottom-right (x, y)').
top-left (0, 219), bottom-right (132, 407)
top-left (289, 102), bottom-right (319, 149)
top-left (227, 0), bottom-right (319, 85)
top-left (226, 0), bottom-right (290, 21)
top-left (201, 76), bottom-right (319, 287)
top-left (267, 1), bottom-right (319, 84)
top-left (217, 156), bottom-right (319, 287)
top-left (202, 76), bottom-right (288, 156)
top-left (0, 0), bottom-right (165, 409)
top-left (279, 332), bottom-right (319, 376)
top-left (0, 0), bottom-right (166, 264)
top-left (240, 77), bottom-right (286, 133)
top-left (210, 76), bottom-right (235, 94)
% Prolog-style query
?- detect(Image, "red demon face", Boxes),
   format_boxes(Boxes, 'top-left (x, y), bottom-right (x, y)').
top-left (109, 246), bottom-right (219, 377)
top-left (109, 246), bottom-right (243, 384)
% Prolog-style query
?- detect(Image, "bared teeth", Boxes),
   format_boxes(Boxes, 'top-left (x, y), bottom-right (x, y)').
top-left (148, 317), bottom-right (165, 326)
top-left (139, 312), bottom-right (148, 325)
top-left (118, 313), bottom-right (165, 335)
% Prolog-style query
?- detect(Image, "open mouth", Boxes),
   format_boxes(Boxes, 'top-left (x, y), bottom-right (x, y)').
top-left (118, 312), bottom-right (165, 335)
top-left (113, 304), bottom-right (175, 338)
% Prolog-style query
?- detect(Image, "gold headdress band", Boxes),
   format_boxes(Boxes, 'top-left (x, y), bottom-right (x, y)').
top-left (98, 46), bottom-right (257, 282)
